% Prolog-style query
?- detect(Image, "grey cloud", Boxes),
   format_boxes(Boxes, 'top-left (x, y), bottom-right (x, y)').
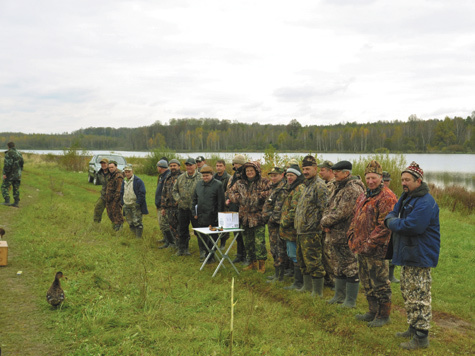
top-left (273, 81), bottom-right (352, 102)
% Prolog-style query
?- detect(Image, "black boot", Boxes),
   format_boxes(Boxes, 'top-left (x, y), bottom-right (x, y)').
top-left (400, 330), bottom-right (429, 350)
top-left (311, 277), bottom-right (324, 298)
top-left (356, 296), bottom-right (378, 321)
top-left (135, 226), bottom-right (143, 238)
top-left (284, 265), bottom-right (303, 290)
top-left (267, 266), bottom-right (280, 281)
top-left (10, 198), bottom-right (20, 208)
top-left (1, 197), bottom-right (11, 206)
top-left (389, 264), bottom-right (400, 283)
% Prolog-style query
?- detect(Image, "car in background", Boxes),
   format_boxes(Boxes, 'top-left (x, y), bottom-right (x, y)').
top-left (88, 153), bottom-right (127, 185)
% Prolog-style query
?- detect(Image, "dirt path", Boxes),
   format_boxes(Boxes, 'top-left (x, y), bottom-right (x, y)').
top-left (0, 181), bottom-right (63, 356)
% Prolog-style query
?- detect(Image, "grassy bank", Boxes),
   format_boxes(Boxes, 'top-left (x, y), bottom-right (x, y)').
top-left (0, 163), bottom-right (473, 355)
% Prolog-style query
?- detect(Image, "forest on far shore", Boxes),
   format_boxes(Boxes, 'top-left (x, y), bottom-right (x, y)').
top-left (1, 113), bottom-right (474, 153)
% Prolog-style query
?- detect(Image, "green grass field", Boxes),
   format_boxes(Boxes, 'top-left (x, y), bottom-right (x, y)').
top-left (0, 163), bottom-right (473, 355)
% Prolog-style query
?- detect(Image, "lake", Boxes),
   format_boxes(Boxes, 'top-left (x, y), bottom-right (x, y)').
top-left (22, 150), bottom-right (475, 190)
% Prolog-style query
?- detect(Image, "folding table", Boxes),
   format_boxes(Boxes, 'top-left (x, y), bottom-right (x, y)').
top-left (193, 227), bottom-right (244, 277)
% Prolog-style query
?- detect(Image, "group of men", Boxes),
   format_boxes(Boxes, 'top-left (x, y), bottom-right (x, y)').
top-left (93, 159), bottom-right (149, 236)
top-left (151, 154), bottom-right (440, 351)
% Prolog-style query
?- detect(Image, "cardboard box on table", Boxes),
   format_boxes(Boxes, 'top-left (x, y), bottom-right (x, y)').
top-left (218, 212), bottom-right (239, 229)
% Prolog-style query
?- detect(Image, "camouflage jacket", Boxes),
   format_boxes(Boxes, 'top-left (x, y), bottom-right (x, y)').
top-left (295, 175), bottom-right (328, 235)
top-left (263, 178), bottom-right (287, 225)
top-left (97, 168), bottom-right (110, 200)
top-left (347, 185), bottom-right (398, 258)
top-left (105, 170), bottom-right (124, 204)
top-left (3, 148), bottom-right (24, 180)
top-left (321, 176), bottom-right (365, 244)
top-left (325, 177), bottom-right (336, 199)
top-left (160, 169), bottom-right (181, 209)
top-left (280, 182), bottom-right (305, 241)
top-left (172, 170), bottom-right (202, 210)
top-left (225, 167), bottom-right (244, 212)
top-left (228, 162), bottom-right (270, 228)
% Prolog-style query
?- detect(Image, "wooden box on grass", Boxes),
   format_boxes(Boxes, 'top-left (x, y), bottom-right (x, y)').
top-left (0, 240), bottom-right (8, 266)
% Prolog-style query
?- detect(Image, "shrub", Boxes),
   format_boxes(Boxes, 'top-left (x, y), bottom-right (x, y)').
top-left (58, 143), bottom-right (89, 172)
top-left (429, 183), bottom-right (474, 215)
top-left (141, 148), bottom-right (182, 176)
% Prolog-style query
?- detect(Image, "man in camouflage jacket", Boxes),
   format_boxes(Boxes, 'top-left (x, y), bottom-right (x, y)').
top-left (348, 160), bottom-right (397, 327)
top-left (93, 158), bottom-right (110, 222)
top-left (105, 161), bottom-right (124, 231)
top-left (172, 158), bottom-right (202, 256)
top-left (1, 142), bottom-right (24, 207)
top-left (160, 159), bottom-right (182, 249)
top-left (294, 156), bottom-right (328, 297)
top-left (263, 166), bottom-right (288, 281)
top-left (229, 161), bottom-right (270, 273)
top-left (321, 160), bottom-right (365, 307)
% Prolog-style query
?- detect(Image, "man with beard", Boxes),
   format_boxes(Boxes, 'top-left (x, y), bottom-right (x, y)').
top-left (385, 162), bottom-right (440, 350)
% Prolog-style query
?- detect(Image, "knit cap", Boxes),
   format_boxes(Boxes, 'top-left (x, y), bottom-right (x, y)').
top-left (402, 161), bottom-right (424, 180)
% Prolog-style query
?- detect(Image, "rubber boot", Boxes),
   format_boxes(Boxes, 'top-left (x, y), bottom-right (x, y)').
top-left (340, 282), bottom-right (359, 308)
top-left (129, 225), bottom-right (137, 234)
top-left (10, 198), bottom-right (20, 208)
top-left (135, 227), bottom-right (143, 238)
top-left (327, 278), bottom-right (346, 304)
top-left (297, 274), bottom-right (312, 293)
top-left (400, 330), bottom-right (429, 350)
top-left (277, 265), bottom-right (285, 281)
top-left (368, 301), bottom-right (391, 327)
top-left (243, 260), bottom-right (257, 271)
top-left (267, 266), bottom-right (280, 282)
top-left (1, 197), bottom-right (10, 206)
top-left (199, 249), bottom-right (207, 262)
top-left (356, 296), bottom-right (378, 321)
top-left (232, 255), bottom-right (244, 263)
top-left (396, 325), bottom-right (416, 338)
top-left (166, 231), bottom-right (177, 249)
top-left (311, 277), bottom-right (324, 298)
top-left (284, 266), bottom-right (294, 277)
top-left (284, 265), bottom-right (303, 290)
top-left (257, 260), bottom-right (266, 274)
top-left (389, 264), bottom-right (399, 283)
top-left (175, 248), bottom-right (184, 256)
top-left (183, 247), bottom-right (191, 256)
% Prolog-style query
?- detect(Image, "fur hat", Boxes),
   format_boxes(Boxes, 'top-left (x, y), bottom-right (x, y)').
top-left (200, 166), bottom-right (213, 174)
top-left (364, 160), bottom-right (383, 176)
top-left (402, 161), bottom-right (424, 180)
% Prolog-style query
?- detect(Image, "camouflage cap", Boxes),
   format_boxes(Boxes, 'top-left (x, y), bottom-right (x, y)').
top-left (124, 164), bottom-right (133, 171)
top-left (286, 158), bottom-right (299, 168)
top-left (269, 166), bottom-right (285, 175)
top-left (382, 171), bottom-right (391, 181)
top-left (302, 155), bottom-right (317, 167)
top-left (185, 157), bottom-right (196, 165)
top-left (109, 160), bottom-right (118, 166)
top-left (317, 160), bottom-right (333, 169)
top-left (364, 160), bottom-right (383, 176)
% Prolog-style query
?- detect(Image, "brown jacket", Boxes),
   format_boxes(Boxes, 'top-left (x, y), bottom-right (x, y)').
top-left (229, 161), bottom-right (270, 228)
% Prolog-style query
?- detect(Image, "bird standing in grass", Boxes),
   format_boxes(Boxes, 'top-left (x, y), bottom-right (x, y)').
top-left (46, 271), bottom-right (65, 307)
top-left (0, 227), bottom-right (5, 239)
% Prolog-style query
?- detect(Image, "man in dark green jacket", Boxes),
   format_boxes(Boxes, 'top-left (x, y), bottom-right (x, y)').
top-left (192, 166), bottom-right (225, 262)
top-left (2, 142), bottom-right (24, 207)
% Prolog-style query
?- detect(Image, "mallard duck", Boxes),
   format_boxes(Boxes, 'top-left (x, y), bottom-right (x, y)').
top-left (46, 271), bottom-right (65, 307)
top-left (0, 227), bottom-right (5, 239)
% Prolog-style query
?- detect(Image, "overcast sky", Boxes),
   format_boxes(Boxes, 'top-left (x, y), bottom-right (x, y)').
top-left (1, 0), bottom-right (474, 134)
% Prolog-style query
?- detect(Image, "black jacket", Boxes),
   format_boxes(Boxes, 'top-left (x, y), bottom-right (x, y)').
top-left (191, 178), bottom-right (225, 227)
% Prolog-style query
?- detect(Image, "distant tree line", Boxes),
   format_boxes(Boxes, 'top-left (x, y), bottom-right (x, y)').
top-left (1, 113), bottom-right (474, 153)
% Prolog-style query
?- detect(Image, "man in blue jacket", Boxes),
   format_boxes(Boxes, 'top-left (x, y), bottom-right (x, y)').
top-left (385, 162), bottom-right (440, 350)
top-left (121, 164), bottom-right (149, 238)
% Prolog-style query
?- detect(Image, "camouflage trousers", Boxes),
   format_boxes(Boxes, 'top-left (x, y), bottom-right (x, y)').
top-left (167, 208), bottom-right (179, 244)
top-left (123, 203), bottom-right (143, 228)
top-left (268, 223), bottom-right (289, 267)
top-left (106, 200), bottom-right (124, 225)
top-left (243, 225), bottom-right (267, 261)
top-left (358, 255), bottom-right (391, 304)
top-left (1, 178), bottom-right (21, 201)
top-left (323, 232), bottom-right (336, 281)
top-left (157, 209), bottom-right (171, 233)
top-left (296, 233), bottom-right (325, 278)
top-left (329, 243), bottom-right (358, 279)
top-left (93, 197), bottom-right (106, 223)
top-left (400, 266), bottom-right (432, 331)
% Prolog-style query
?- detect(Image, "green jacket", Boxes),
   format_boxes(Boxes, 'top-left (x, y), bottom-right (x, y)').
top-left (172, 170), bottom-right (202, 210)
top-left (295, 175), bottom-right (328, 235)
top-left (3, 148), bottom-right (24, 180)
